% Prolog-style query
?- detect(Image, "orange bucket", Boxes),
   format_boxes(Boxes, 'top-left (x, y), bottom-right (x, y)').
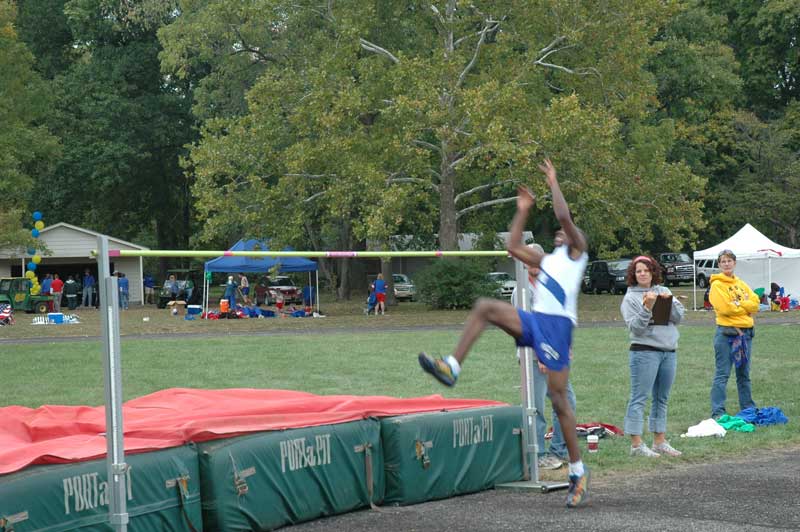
top-left (220, 299), bottom-right (230, 313)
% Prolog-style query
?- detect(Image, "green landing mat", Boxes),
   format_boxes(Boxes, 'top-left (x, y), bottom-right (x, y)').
top-left (197, 419), bottom-right (383, 532)
top-left (381, 405), bottom-right (524, 505)
top-left (0, 445), bottom-right (202, 532)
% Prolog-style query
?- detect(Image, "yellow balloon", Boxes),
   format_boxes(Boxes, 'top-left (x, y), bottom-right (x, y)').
top-left (34, 220), bottom-right (45, 230)
top-left (31, 287), bottom-right (40, 295)
top-left (32, 254), bottom-right (42, 264)
top-left (25, 270), bottom-right (35, 279)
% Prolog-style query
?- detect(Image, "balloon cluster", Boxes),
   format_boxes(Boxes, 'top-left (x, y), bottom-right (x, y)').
top-left (26, 211), bottom-right (45, 295)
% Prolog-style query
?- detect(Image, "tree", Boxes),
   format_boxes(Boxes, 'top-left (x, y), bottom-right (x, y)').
top-left (656, 1), bottom-right (800, 248)
top-left (168, 0), bottom-right (705, 268)
top-left (15, 0), bottom-right (74, 79)
top-left (703, 0), bottom-right (800, 117)
top-left (0, 0), bottom-right (60, 250)
top-left (704, 111), bottom-right (800, 247)
top-left (29, 0), bottom-right (196, 272)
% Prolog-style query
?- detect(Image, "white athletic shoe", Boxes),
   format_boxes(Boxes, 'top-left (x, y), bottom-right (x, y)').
top-left (652, 441), bottom-right (682, 457)
top-left (630, 443), bottom-right (661, 458)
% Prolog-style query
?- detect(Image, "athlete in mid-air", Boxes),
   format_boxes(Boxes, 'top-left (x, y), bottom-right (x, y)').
top-left (418, 158), bottom-right (590, 508)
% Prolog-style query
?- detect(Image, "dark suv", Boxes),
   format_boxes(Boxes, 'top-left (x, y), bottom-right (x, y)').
top-left (657, 253), bottom-right (694, 286)
top-left (583, 259), bottom-right (631, 294)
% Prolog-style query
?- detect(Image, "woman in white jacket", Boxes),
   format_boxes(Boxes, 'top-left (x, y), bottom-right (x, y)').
top-left (620, 255), bottom-right (685, 458)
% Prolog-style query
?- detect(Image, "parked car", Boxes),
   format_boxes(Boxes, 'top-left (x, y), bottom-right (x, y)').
top-left (266, 276), bottom-right (302, 304)
top-left (695, 259), bottom-right (718, 288)
top-left (392, 274), bottom-right (416, 301)
top-left (487, 272), bottom-right (516, 299)
top-left (157, 269), bottom-right (202, 308)
top-left (657, 252), bottom-right (695, 286)
top-left (584, 259), bottom-right (631, 294)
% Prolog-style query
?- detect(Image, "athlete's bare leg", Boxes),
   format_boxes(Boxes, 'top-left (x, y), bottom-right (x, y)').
top-left (451, 298), bottom-right (523, 364)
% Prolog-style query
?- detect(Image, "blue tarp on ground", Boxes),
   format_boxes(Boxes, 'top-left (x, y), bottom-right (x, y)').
top-left (204, 239), bottom-right (317, 273)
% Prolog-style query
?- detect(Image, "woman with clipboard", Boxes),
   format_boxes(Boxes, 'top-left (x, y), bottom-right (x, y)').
top-left (620, 255), bottom-right (685, 458)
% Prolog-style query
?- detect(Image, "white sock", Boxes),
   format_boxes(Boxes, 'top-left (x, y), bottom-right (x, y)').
top-left (444, 355), bottom-right (461, 376)
top-left (568, 460), bottom-right (584, 477)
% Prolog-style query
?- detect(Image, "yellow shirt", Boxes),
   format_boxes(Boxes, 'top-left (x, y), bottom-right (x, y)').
top-left (708, 273), bottom-right (759, 328)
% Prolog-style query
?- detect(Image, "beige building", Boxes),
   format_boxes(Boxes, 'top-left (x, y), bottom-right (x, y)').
top-left (0, 222), bottom-right (149, 305)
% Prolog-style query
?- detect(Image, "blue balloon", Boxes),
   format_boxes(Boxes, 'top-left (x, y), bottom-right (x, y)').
top-left (27, 247), bottom-right (36, 256)
top-left (31, 228), bottom-right (39, 238)
top-left (32, 211), bottom-right (43, 221)
top-left (27, 262), bottom-right (37, 271)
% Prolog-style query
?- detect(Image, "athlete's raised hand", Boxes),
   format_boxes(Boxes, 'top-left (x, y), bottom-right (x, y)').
top-left (517, 185), bottom-right (535, 211)
top-left (538, 158), bottom-right (557, 187)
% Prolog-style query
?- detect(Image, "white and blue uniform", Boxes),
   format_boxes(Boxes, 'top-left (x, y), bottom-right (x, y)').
top-left (515, 245), bottom-right (588, 371)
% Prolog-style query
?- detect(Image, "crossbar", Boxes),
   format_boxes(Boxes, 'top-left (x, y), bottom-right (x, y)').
top-left (100, 249), bottom-right (509, 258)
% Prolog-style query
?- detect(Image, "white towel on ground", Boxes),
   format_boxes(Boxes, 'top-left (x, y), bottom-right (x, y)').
top-left (681, 418), bottom-right (726, 438)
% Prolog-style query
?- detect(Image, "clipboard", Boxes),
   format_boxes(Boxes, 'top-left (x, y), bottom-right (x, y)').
top-left (651, 295), bottom-right (672, 326)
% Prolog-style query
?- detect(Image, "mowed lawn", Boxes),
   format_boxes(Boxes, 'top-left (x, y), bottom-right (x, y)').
top-left (2, 319), bottom-right (798, 476)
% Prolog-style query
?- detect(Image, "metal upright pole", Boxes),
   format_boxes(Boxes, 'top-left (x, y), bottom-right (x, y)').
top-left (514, 258), bottom-right (539, 482)
top-left (98, 235), bottom-right (129, 531)
top-left (497, 258), bottom-right (569, 493)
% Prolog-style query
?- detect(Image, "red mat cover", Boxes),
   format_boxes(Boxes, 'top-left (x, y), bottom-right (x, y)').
top-left (0, 388), bottom-right (505, 475)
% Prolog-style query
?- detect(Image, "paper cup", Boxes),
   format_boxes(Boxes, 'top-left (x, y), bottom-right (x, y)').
top-left (587, 434), bottom-right (599, 453)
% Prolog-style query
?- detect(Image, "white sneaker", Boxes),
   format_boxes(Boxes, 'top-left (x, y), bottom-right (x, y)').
top-left (652, 441), bottom-right (682, 457)
top-left (630, 443), bottom-right (661, 457)
top-left (537, 455), bottom-right (564, 470)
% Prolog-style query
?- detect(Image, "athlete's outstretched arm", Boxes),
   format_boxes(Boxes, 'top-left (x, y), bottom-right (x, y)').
top-left (538, 159), bottom-right (587, 256)
top-left (507, 185), bottom-right (545, 268)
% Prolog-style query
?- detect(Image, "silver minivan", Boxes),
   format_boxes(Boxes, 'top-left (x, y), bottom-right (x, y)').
top-left (695, 259), bottom-right (718, 288)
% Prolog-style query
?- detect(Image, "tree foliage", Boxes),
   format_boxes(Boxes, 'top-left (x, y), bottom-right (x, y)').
top-left (653, 1), bottom-right (800, 249)
top-left (0, 0), bottom-right (60, 250)
top-left (24, 0), bottom-right (197, 267)
top-left (165, 0), bottom-right (706, 268)
top-left (8, 0), bottom-right (798, 288)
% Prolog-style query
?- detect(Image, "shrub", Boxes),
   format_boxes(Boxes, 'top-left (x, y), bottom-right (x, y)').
top-left (415, 259), bottom-right (498, 309)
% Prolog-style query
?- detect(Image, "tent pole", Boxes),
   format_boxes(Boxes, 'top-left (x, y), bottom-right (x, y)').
top-left (202, 271), bottom-right (207, 319)
top-left (316, 269), bottom-right (320, 314)
top-left (692, 253), bottom-right (697, 311)
top-left (768, 257), bottom-right (772, 295)
top-left (139, 256), bottom-right (144, 307)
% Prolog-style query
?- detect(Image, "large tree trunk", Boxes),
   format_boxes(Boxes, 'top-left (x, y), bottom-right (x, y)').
top-left (380, 258), bottom-right (396, 307)
top-left (438, 146), bottom-right (458, 250)
top-left (336, 219), bottom-right (353, 300)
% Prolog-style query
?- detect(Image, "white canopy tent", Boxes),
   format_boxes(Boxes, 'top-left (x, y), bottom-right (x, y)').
top-left (693, 223), bottom-right (800, 309)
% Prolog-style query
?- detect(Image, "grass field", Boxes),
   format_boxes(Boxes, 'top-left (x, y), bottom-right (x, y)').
top-left (0, 286), bottom-right (723, 341)
top-left (2, 290), bottom-right (798, 478)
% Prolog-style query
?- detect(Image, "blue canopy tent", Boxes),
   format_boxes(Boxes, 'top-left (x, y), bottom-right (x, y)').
top-left (203, 239), bottom-right (319, 315)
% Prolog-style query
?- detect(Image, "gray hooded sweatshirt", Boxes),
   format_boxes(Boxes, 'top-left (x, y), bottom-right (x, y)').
top-left (620, 284), bottom-right (684, 351)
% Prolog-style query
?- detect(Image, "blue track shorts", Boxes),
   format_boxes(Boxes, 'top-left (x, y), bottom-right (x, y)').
top-left (515, 309), bottom-right (573, 372)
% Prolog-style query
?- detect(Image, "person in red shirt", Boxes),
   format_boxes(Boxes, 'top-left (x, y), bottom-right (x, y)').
top-left (50, 274), bottom-right (64, 313)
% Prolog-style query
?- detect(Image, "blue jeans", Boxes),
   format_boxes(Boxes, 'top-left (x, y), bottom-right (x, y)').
top-left (711, 327), bottom-right (755, 418)
top-left (119, 292), bottom-right (128, 310)
top-left (533, 366), bottom-right (576, 459)
top-left (624, 349), bottom-right (677, 435)
top-left (82, 286), bottom-right (93, 307)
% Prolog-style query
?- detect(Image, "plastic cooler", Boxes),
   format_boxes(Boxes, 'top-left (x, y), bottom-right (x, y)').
top-left (47, 312), bottom-right (64, 324)
top-left (187, 305), bottom-right (202, 316)
top-left (219, 299), bottom-right (230, 313)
